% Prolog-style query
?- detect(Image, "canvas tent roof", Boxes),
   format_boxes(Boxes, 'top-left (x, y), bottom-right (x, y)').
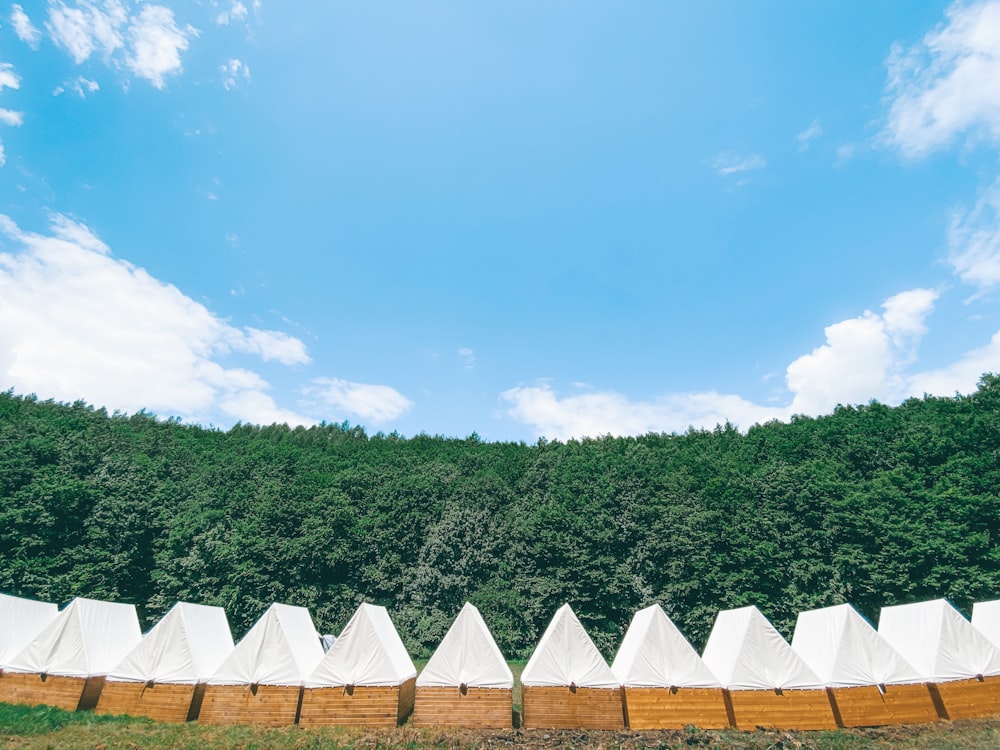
top-left (971, 599), bottom-right (1000, 651)
top-left (207, 602), bottom-right (324, 686)
top-left (520, 603), bottom-right (619, 688)
top-left (611, 603), bottom-right (721, 688)
top-left (791, 603), bottom-right (923, 687)
top-left (701, 605), bottom-right (823, 690)
top-left (0, 594), bottom-right (59, 668)
top-left (108, 602), bottom-right (235, 684)
top-left (305, 602), bottom-right (416, 688)
top-left (416, 602), bottom-right (513, 689)
top-left (879, 599), bottom-right (1000, 681)
top-left (4, 597), bottom-right (141, 678)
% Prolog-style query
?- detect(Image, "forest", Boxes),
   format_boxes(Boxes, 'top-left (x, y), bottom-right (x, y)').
top-left (0, 376), bottom-right (998, 660)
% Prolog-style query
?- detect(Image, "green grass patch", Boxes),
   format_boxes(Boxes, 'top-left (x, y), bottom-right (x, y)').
top-left (0, 701), bottom-right (137, 735)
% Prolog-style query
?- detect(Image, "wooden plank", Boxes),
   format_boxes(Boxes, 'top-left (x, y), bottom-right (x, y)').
top-left (299, 679), bottom-right (415, 728)
top-left (932, 676), bottom-right (1000, 720)
top-left (623, 686), bottom-right (731, 730)
top-left (727, 688), bottom-right (838, 730)
top-left (412, 686), bottom-right (512, 728)
top-left (0, 673), bottom-right (94, 711)
top-left (521, 686), bottom-right (625, 730)
top-left (829, 684), bottom-right (940, 727)
top-left (197, 684), bottom-right (303, 727)
top-left (96, 681), bottom-right (198, 723)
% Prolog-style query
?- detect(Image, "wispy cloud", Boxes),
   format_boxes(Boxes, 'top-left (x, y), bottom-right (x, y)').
top-left (458, 347), bottom-right (476, 369)
top-left (500, 288), bottom-right (986, 440)
top-left (215, 1), bottom-right (248, 26)
top-left (881, 0), bottom-right (1000, 159)
top-left (11, 5), bottom-right (42, 49)
top-left (53, 76), bottom-right (100, 98)
top-left (709, 152), bottom-right (766, 178)
top-left (304, 378), bottom-right (414, 423)
top-left (220, 58), bottom-right (250, 90)
top-left (43, 2), bottom-right (196, 89)
top-left (796, 119), bottom-right (823, 150)
top-left (948, 176), bottom-right (1000, 290)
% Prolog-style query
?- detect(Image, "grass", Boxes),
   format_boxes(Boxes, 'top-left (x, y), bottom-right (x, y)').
top-left (2, 701), bottom-right (999, 749)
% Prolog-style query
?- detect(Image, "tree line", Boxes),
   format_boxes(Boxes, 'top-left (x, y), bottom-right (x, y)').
top-left (0, 376), bottom-right (998, 660)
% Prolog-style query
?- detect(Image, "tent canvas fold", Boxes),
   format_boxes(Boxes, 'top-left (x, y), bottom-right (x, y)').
top-left (701, 605), bottom-right (823, 690)
top-left (108, 602), bottom-right (235, 684)
top-left (521, 603), bottom-right (618, 688)
top-left (207, 602), bottom-right (323, 686)
top-left (305, 603), bottom-right (415, 688)
top-left (612, 603), bottom-right (720, 688)
top-left (416, 602), bottom-right (512, 689)
top-left (0, 594), bottom-right (59, 667)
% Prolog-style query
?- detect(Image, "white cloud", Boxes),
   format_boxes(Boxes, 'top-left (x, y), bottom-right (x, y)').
top-left (0, 109), bottom-right (23, 127)
top-left (458, 347), bottom-right (475, 369)
top-left (501, 384), bottom-right (786, 440)
top-left (501, 288), bottom-right (959, 440)
top-left (219, 58), bottom-right (250, 90)
top-left (305, 378), bottom-right (414, 423)
top-left (125, 5), bottom-right (192, 89)
top-left (797, 119), bottom-right (823, 150)
top-left (216, 1), bottom-right (248, 26)
top-left (46, 0), bottom-right (127, 64)
top-left (785, 289), bottom-right (938, 415)
top-left (43, 2), bottom-right (195, 89)
top-left (0, 141), bottom-right (5, 168)
top-left (11, 5), bottom-right (42, 49)
top-left (710, 152), bottom-right (766, 178)
top-left (0, 63), bottom-right (21, 92)
top-left (53, 76), bottom-right (100, 98)
top-left (882, 0), bottom-right (1000, 158)
top-left (0, 213), bottom-right (314, 426)
top-left (948, 176), bottom-right (1000, 289)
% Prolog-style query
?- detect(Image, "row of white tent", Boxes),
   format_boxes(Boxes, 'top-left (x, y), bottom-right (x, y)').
top-left (3, 592), bottom-right (1000, 699)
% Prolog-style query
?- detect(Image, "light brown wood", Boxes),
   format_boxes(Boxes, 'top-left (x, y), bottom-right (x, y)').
top-left (95, 681), bottom-right (201, 723)
top-left (828, 683), bottom-right (940, 727)
top-left (931, 676), bottom-right (1000, 720)
top-left (622, 686), bottom-right (732, 729)
top-left (521, 685), bottom-right (625, 730)
top-left (0, 673), bottom-right (105, 711)
top-left (727, 688), bottom-right (838, 730)
top-left (197, 684), bottom-right (304, 726)
top-left (412, 685), bottom-right (512, 728)
top-left (299, 678), bottom-right (416, 727)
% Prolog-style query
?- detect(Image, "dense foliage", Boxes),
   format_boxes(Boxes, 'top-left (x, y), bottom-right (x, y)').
top-left (1, 377), bottom-right (999, 659)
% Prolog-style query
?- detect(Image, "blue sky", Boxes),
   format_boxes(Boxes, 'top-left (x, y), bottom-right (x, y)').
top-left (2, 1), bottom-right (1000, 442)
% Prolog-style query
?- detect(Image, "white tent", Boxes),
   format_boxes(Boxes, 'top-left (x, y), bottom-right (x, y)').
top-left (305, 603), bottom-right (415, 688)
top-left (972, 599), bottom-right (1000, 650)
top-left (701, 605), bottom-right (823, 690)
top-left (108, 602), bottom-right (234, 684)
top-left (0, 594), bottom-right (59, 667)
top-left (612, 604), bottom-right (721, 688)
top-left (791, 603), bottom-right (923, 687)
top-left (879, 599), bottom-right (1000, 681)
top-left (207, 603), bottom-right (324, 686)
top-left (521, 603), bottom-right (618, 688)
top-left (4, 597), bottom-right (141, 678)
top-left (416, 602), bottom-right (512, 689)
